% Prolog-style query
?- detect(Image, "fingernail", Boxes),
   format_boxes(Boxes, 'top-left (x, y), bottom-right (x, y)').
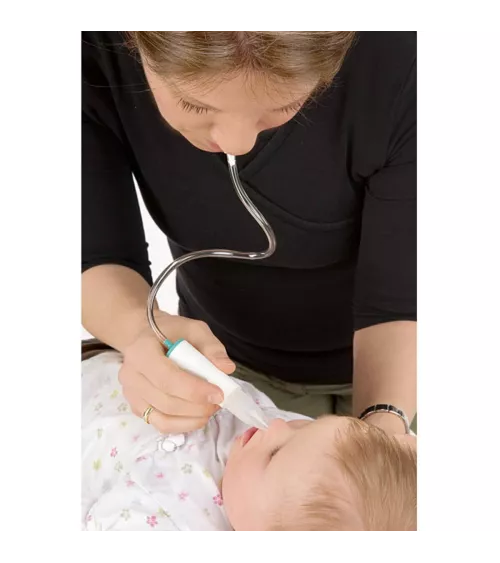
top-left (208, 393), bottom-right (224, 405)
top-left (218, 356), bottom-right (235, 367)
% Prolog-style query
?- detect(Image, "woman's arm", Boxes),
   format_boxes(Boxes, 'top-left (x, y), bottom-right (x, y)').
top-left (82, 264), bottom-right (159, 352)
top-left (82, 33), bottom-right (155, 348)
top-left (82, 106), bottom-right (155, 350)
top-left (353, 48), bottom-right (416, 434)
top-left (353, 321), bottom-right (416, 434)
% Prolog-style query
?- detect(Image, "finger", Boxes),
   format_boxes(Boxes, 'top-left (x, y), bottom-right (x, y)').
top-left (124, 367), bottom-right (219, 418)
top-left (185, 320), bottom-right (236, 374)
top-left (130, 394), bottom-right (211, 434)
top-left (126, 338), bottom-right (224, 404)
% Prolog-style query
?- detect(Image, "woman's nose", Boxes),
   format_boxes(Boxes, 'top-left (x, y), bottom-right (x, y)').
top-left (211, 121), bottom-right (259, 156)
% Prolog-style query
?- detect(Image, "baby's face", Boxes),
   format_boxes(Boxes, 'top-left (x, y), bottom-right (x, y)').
top-left (222, 415), bottom-right (351, 530)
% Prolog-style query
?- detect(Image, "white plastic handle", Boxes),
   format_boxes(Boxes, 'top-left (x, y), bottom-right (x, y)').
top-left (167, 340), bottom-right (239, 403)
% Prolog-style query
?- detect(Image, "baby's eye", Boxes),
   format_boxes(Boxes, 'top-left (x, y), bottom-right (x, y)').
top-left (269, 447), bottom-right (280, 459)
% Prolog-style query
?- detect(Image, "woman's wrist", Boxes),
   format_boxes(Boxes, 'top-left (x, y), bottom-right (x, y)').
top-left (361, 412), bottom-right (408, 436)
top-left (83, 265), bottom-right (166, 352)
top-left (115, 307), bottom-right (171, 352)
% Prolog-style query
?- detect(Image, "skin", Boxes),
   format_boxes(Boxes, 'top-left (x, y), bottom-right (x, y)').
top-left (83, 61), bottom-right (417, 442)
top-left (83, 68), bottom-right (320, 434)
top-left (222, 416), bottom-right (354, 531)
top-left (144, 63), bottom-right (417, 442)
top-left (223, 416), bottom-right (416, 530)
top-left (143, 65), bottom-right (317, 155)
top-left (353, 321), bottom-right (417, 437)
top-left (82, 267), bottom-right (232, 433)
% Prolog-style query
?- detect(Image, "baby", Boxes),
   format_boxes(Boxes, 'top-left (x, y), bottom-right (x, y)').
top-left (82, 351), bottom-right (416, 531)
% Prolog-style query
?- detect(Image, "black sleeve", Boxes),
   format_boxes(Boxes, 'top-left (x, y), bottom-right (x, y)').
top-left (82, 33), bottom-right (152, 285)
top-left (353, 60), bottom-right (416, 331)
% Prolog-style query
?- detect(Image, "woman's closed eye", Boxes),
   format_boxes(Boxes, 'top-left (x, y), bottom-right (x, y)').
top-left (178, 98), bottom-right (211, 115)
top-left (178, 97), bottom-right (305, 116)
top-left (276, 101), bottom-right (303, 114)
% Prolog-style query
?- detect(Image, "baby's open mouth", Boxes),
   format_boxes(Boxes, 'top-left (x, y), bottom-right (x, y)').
top-left (240, 427), bottom-right (259, 447)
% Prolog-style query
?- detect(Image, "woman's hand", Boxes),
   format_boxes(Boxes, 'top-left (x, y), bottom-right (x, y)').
top-left (118, 311), bottom-right (236, 434)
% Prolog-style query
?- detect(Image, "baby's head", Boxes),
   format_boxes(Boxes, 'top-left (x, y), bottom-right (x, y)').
top-left (222, 415), bottom-right (416, 531)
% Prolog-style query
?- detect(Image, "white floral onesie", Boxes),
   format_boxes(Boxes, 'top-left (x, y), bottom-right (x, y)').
top-left (82, 351), bottom-right (308, 531)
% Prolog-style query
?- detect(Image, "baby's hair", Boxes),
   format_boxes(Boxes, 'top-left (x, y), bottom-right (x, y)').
top-left (270, 418), bottom-right (417, 531)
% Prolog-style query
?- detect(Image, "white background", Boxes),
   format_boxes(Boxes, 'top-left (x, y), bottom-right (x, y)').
top-left (1, 21), bottom-right (499, 560)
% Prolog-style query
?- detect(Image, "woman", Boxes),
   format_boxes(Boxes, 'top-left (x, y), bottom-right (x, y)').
top-left (82, 31), bottom-right (416, 438)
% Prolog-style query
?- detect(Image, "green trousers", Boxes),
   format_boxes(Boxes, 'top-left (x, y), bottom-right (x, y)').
top-left (234, 362), bottom-right (417, 433)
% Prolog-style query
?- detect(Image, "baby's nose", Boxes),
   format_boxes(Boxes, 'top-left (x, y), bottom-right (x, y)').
top-left (266, 418), bottom-right (290, 434)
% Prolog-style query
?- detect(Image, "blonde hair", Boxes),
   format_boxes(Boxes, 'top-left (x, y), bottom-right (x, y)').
top-left (127, 31), bottom-right (356, 89)
top-left (270, 418), bottom-right (417, 531)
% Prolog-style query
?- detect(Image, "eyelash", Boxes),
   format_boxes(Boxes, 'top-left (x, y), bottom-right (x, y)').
top-left (178, 99), bottom-right (210, 115)
top-left (269, 447), bottom-right (280, 459)
top-left (178, 98), bottom-right (304, 115)
top-left (280, 102), bottom-right (303, 114)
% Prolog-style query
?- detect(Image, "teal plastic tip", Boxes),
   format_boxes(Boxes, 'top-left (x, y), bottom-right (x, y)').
top-left (164, 338), bottom-right (185, 357)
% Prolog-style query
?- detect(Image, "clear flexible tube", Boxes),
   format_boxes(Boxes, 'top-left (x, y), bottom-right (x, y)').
top-left (147, 154), bottom-right (277, 344)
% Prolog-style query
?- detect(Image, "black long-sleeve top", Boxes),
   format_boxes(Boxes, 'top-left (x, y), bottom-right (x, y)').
top-left (82, 31), bottom-right (416, 384)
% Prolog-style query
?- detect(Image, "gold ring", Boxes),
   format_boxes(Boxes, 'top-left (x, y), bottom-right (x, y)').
top-left (142, 405), bottom-right (155, 424)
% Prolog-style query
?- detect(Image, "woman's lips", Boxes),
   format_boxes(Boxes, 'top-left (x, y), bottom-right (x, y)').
top-left (240, 427), bottom-right (259, 447)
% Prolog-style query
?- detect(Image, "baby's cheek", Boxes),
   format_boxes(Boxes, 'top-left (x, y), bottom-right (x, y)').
top-left (222, 458), bottom-right (260, 528)
top-left (221, 466), bottom-right (240, 524)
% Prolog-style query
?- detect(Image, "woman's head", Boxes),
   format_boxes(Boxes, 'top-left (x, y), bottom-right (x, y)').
top-left (222, 415), bottom-right (417, 531)
top-left (128, 31), bottom-right (356, 155)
